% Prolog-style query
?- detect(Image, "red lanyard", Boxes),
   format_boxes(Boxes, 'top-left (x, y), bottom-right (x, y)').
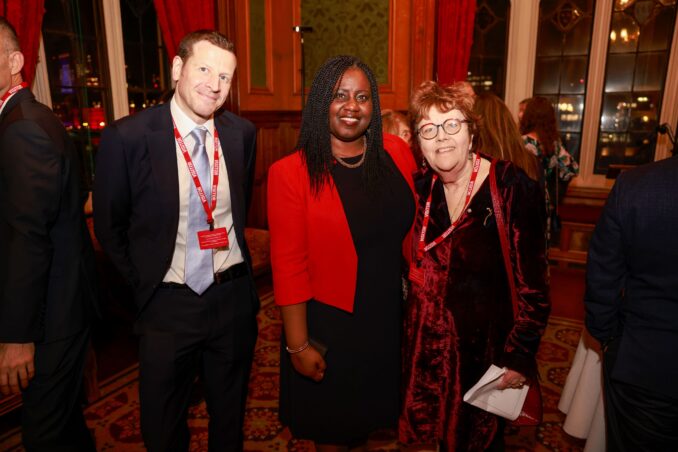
top-left (416, 153), bottom-right (481, 260)
top-left (0, 82), bottom-right (28, 110)
top-left (172, 119), bottom-right (220, 229)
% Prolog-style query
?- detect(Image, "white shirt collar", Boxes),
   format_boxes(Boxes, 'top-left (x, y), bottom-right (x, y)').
top-left (170, 95), bottom-right (215, 140)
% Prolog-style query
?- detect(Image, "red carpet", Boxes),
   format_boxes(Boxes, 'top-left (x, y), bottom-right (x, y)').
top-left (0, 287), bottom-right (588, 451)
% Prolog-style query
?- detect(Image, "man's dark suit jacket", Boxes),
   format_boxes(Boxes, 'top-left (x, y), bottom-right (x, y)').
top-left (0, 89), bottom-right (98, 343)
top-left (585, 155), bottom-right (678, 400)
top-left (93, 102), bottom-right (258, 314)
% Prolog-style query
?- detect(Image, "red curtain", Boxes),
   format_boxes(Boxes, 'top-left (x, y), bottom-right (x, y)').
top-left (1, 1), bottom-right (45, 87)
top-left (436, 0), bottom-right (476, 84)
top-left (153, 0), bottom-right (215, 61)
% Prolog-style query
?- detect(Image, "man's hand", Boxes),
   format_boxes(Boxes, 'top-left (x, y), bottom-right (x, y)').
top-left (0, 343), bottom-right (35, 395)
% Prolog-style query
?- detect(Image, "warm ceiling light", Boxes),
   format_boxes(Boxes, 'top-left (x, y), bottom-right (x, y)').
top-left (621, 28), bottom-right (629, 42)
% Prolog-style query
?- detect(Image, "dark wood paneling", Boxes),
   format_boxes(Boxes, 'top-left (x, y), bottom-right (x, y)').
top-left (243, 111), bottom-right (302, 228)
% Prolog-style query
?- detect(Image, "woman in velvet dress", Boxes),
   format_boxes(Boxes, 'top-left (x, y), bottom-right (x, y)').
top-left (399, 81), bottom-right (550, 451)
top-left (267, 56), bottom-right (416, 451)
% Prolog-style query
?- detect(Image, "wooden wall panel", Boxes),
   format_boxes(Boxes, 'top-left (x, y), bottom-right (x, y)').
top-left (243, 111), bottom-right (302, 228)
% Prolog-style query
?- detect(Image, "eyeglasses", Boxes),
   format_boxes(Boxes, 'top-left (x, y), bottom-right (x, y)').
top-left (417, 118), bottom-right (470, 140)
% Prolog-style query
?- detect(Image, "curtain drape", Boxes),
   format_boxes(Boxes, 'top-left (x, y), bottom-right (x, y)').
top-left (1, 1), bottom-right (45, 87)
top-left (436, 0), bottom-right (476, 84)
top-left (153, 0), bottom-right (215, 61)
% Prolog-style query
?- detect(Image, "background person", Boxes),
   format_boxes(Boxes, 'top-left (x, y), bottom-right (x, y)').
top-left (268, 55), bottom-right (416, 451)
top-left (399, 81), bottom-right (550, 451)
top-left (517, 97), bottom-right (530, 123)
top-left (382, 108), bottom-right (412, 146)
top-left (520, 96), bottom-right (578, 245)
top-left (0, 17), bottom-right (98, 450)
top-left (473, 92), bottom-right (540, 182)
top-left (585, 154), bottom-right (678, 451)
top-left (93, 30), bottom-right (258, 451)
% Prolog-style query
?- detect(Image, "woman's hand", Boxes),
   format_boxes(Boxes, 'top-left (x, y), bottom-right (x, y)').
top-left (497, 369), bottom-right (527, 390)
top-left (290, 346), bottom-right (326, 382)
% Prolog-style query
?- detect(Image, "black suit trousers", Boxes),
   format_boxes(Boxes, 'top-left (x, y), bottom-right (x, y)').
top-left (136, 276), bottom-right (258, 452)
top-left (21, 327), bottom-right (95, 452)
top-left (603, 338), bottom-right (678, 452)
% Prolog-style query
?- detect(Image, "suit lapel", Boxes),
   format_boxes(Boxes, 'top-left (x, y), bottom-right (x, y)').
top-left (215, 115), bottom-right (245, 235)
top-left (147, 104), bottom-right (180, 234)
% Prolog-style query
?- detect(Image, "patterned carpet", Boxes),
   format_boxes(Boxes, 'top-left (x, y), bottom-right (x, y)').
top-left (0, 293), bottom-right (586, 451)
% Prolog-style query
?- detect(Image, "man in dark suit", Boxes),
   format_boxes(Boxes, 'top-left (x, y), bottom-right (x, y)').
top-left (0, 17), bottom-right (98, 450)
top-left (585, 155), bottom-right (678, 451)
top-left (93, 30), bottom-right (258, 451)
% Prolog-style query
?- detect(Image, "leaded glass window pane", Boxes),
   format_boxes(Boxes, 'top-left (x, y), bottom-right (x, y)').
top-left (533, 0), bottom-right (596, 162)
top-left (467, 0), bottom-right (509, 97)
top-left (42, 0), bottom-right (112, 189)
top-left (594, 0), bottom-right (677, 174)
top-left (120, 0), bottom-right (171, 114)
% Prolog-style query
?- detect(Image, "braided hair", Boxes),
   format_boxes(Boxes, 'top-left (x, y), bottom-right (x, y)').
top-left (296, 55), bottom-right (387, 195)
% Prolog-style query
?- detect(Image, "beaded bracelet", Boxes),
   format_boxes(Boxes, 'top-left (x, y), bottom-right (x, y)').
top-left (285, 341), bottom-right (309, 354)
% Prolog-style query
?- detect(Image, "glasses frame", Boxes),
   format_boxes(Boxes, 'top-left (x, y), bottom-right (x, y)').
top-left (417, 118), bottom-right (470, 140)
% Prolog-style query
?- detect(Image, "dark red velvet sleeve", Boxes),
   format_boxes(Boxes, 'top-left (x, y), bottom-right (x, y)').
top-left (496, 163), bottom-right (551, 378)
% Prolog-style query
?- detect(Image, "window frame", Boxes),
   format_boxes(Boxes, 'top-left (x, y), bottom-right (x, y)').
top-left (506, 0), bottom-right (678, 191)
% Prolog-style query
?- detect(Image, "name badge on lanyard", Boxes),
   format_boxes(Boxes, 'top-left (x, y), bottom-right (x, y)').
top-left (0, 82), bottom-right (28, 110)
top-left (172, 119), bottom-right (229, 250)
top-left (409, 154), bottom-right (481, 286)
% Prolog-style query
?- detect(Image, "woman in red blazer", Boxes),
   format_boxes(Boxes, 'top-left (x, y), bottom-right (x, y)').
top-left (267, 55), bottom-right (416, 450)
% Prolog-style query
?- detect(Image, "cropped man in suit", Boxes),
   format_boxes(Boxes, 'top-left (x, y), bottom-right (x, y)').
top-left (585, 154), bottom-right (678, 451)
top-left (0, 17), bottom-right (98, 450)
top-left (93, 30), bottom-right (258, 451)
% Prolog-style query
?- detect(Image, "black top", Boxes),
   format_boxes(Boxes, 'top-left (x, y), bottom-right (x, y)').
top-left (279, 151), bottom-right (414, 444)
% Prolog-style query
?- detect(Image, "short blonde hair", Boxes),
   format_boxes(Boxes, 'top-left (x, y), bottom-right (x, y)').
top-left (381, 109), bottom-right (409, 136)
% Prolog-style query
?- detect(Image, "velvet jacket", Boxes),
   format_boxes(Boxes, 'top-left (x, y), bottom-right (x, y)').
top-left (399, 156), bottom-right (550, 450)
top-left (268, 134), bottom-right (416, 313)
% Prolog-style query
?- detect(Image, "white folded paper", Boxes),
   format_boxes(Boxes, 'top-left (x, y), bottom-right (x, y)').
top-left (463, 364), bottom-right (529, 421)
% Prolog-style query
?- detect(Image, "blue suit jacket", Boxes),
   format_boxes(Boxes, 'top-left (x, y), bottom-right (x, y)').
top-left (93, 102), bottom-right (258, 314)
top-left (585, 155), bottom-right (678, 399)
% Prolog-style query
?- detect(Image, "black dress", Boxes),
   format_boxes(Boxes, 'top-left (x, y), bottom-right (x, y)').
top-left (279, 152), bottom-right (415, 445)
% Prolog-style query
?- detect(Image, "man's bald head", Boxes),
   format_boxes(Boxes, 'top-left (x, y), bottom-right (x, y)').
top-left (0, 17), bottom-right (20, 54)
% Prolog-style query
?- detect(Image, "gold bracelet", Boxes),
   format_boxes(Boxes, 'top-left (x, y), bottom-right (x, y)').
top-left (286, 341), bottom-right (309, 354)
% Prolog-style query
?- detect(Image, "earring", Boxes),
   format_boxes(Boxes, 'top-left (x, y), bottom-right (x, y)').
top-left (421, 158), bottom-right (427, 169)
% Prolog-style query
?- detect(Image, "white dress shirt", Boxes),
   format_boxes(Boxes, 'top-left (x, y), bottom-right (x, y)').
top-left (163, 96), bottom-right (244, 283)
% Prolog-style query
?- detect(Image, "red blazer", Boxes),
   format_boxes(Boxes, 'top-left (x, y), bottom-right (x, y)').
top-left (268, 134), bottom-right (416, 313)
